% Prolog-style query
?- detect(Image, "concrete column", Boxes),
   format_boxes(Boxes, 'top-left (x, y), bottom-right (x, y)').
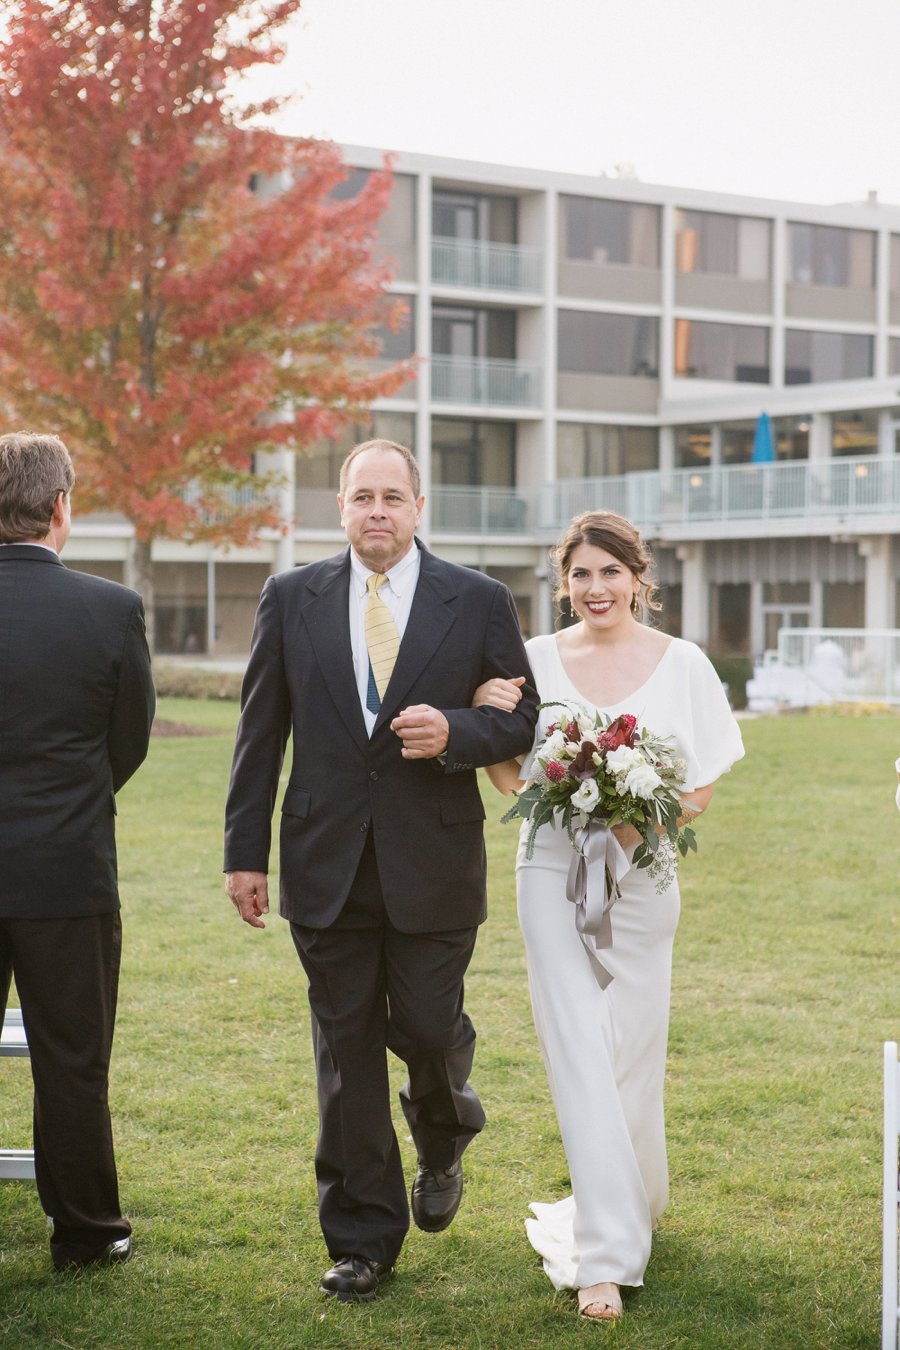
top-left (274, 446), bottom-right (296, 573)
top-left (750, 578), bottom-right (764, 659)
top-left (859, 535), bottom-right (895, 629)
top-left (535, 570), bottom-right (554, 637)
top-left (206, 555), bottom-right (217, 655)
top-left (808, 411), bottom-right (831, 460)
top-left (659, 202), bottom-right (675, 402)
top-left (770, 215), bottom-right (787, 390)
top-left (415, 171), bottom-right (433, 544)
top-left (876, 228), bottom-right (891, 379)
top-left (658, 424), bottom-right (675, 474)
top-left (542, 187), bottom-right (558, 484)
top-left (676, 542), bottom-right (709, 646)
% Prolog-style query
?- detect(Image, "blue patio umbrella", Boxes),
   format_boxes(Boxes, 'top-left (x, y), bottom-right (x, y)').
top-left (751, 411), bottom-right (776, 463)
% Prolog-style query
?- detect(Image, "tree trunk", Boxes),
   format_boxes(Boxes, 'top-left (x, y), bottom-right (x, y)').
top-left (125, 535), bottom-right (156, 654)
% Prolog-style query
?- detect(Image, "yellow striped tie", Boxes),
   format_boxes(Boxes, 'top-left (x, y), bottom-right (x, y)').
top-left (365, 572), bottom-right (400, 705)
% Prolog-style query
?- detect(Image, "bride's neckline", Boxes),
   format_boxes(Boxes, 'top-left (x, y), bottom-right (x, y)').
top-left (549, 631), bottom-right (676, 712)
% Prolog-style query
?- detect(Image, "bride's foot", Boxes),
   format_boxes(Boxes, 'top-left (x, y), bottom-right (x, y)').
top-left (577, 1282), bottom-right (623, 1321)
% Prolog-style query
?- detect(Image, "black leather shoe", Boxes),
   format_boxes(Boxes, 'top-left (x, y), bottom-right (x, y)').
top-left (318, 1255), bottom-right (393, 1303)
top-left (411, 1158), bottom-right (463, 1232)
top-left (52, 1236), bottom-right (132, 1272)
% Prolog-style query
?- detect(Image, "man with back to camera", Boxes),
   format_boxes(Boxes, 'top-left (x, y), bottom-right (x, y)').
top-left (0, 431), bottom-right (155, 1271)
top-left (224, 438), bottom-right (538, 1302)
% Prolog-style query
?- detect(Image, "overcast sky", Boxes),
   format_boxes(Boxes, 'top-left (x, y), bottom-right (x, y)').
top-left (237, 0), bottom-right (900, 207)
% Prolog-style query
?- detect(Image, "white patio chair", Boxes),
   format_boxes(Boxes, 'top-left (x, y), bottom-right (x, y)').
top-left (883, 1041), bottom-right (900, 1349)
top-left (0, 1008), bottom-right (35, 1181)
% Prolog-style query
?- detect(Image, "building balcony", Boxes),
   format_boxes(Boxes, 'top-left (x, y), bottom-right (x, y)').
top-left (430, 355), bottom-right (541, 407)
top-left (430, 484), bottom-right (532, 534)
top-left (431, 237), bottom-right (542, 293)
top-left (539, 454), bottom-right (900, 539)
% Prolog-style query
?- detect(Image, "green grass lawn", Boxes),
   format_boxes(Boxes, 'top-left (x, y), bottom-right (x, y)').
top-left (1, 702), bottom-right (898, 1349)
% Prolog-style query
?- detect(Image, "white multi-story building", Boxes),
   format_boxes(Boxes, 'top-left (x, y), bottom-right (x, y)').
top-left (65, 146), bottom-right (900, 660)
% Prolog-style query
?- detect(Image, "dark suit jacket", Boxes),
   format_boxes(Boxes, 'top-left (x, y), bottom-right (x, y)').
top-left (0, 545), bottom-right (155, 919)
top-left (224, 541), bottom-right (538, 933)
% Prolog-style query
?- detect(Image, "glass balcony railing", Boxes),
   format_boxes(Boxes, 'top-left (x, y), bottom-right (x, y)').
top-left (431, 236), bottom-right (543, 292)
top-left (430, 485), bottom-right (532, 534)
top-left (539, 454), bottom-right (900, 534)
top-left (430, 355), bottom-right (541, 407)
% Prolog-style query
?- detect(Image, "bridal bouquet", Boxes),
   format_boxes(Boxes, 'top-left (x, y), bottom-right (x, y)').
top-left (503, 702), bottom-right (697, 893)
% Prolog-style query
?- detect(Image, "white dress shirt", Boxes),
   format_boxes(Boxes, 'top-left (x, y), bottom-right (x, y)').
top-left (348, 544), bottom-right (421, 736)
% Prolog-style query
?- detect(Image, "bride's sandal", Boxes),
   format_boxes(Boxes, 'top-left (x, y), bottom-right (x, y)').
top-left (577, 1282), bottom-right (623, 1321)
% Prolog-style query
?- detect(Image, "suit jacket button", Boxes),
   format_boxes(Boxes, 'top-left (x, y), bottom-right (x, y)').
top-left (360, 821), bottom-right (368, 832)
top-left (369, 770), bottom-right (378, 781)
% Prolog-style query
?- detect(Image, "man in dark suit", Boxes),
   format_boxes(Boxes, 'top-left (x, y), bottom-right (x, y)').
top-left (224, 439), bottom-right (537, 1302)
top-left (0, 431), bottom-right (155, 1271)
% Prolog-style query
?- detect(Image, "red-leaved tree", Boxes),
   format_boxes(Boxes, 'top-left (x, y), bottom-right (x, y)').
top-left (0, 0), bottom-right (410, 641)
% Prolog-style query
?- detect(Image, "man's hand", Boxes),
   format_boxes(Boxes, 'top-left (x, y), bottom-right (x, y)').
top-left (391, 704), bottom-right (450, 760)
top-left (226, 870), bottom-right (270, 928)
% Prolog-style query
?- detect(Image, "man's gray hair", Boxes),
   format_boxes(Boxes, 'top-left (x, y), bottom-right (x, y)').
top-left (0, 432), bottom-right (75, 544)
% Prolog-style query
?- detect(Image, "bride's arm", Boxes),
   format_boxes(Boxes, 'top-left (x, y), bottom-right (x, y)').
top-left (612, 782), bottom-right (715, 849)
top-left (473, 675), bottom-right (529, 795)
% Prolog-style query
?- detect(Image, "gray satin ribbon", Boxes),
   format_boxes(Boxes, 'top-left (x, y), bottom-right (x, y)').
top-left (565, 820), bottom-right (631, 989)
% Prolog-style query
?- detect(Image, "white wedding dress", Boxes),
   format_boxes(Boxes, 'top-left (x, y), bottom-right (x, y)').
top-left (517, 634), bottom-right (744, 1290)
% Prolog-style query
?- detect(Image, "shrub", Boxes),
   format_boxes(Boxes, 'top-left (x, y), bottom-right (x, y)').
top-left (706, 651), bottom-right (754, 710)
top-left (153, 663), bottom-right (243, 701)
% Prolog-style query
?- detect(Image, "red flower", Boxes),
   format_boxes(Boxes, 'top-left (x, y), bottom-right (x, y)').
top-left (565, 720), bottom-right (581, 741)
top-left (597, 714), bottom-right (638, 753)
top-left (545, 760), bottom-right (567, 782)
top-left (570, 740), bottom-right (599, 780)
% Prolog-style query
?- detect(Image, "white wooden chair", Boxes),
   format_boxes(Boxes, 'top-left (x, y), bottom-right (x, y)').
top-left (884, 1042), bottom-right (900, 1349)
top-left (0, 1008), bottom-right (36, 1181)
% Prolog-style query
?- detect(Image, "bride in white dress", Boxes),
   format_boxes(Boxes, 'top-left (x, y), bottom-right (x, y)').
top-left (475, 511), bottom-right (744, 1322)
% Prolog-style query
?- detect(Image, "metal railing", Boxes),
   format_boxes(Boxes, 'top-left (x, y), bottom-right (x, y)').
top-left (431, 236), bottom-right (543, 292)
top-left (430, 355), bottom-right (541, 407)
top-left (539, 453), bottom-right (900, 533)
top-left (776, 628), bottom-right (900, 705)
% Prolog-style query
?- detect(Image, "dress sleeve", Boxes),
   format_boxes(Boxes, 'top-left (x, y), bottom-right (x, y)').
top-left (679, 643), bottom-right (745, 791)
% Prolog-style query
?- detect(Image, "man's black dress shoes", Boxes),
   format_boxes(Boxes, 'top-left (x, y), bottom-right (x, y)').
top-left (319, 1255), bottom-right (393, 1303)
top-left (411, 1158), bottom-right (464, 1232)
top-left (52, 1236), bottom-right (132, 1273)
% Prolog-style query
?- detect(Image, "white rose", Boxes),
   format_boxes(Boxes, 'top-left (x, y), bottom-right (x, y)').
top-left (541, 730), bottom-right (567, 760)
top-left (571, 778), bottom-right (600, 812)
top-left (623, 762), bottom-right (663, 799)
top-left (605, 745), bottom-right (642, 776)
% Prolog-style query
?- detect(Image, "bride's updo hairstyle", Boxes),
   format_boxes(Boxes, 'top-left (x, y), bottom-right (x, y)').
top-left (551, 510), bottom-right (661, 625)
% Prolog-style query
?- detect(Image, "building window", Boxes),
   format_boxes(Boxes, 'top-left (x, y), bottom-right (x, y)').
top-left (772, 415), bottom-right (811, 460)
top-left (831, 410), bottom-right (878, 456)
top-left (297, 412), bottom-right (416, 490)
top-left (556, 424), bottom-right (658, 477)
top-left (432, 305), bottom-right (515, 358)
top-left (720, 421), bottom-right (757, 464)
top-left (559, 196), bottom-right (659, 267)
top-left (333, 168), bottom-right (417, 253)
top-left (891, 237), bottom-right (900, 295)
top-left (788, 223), bottom-right (875, 288)
top-left (784, 330), bottom-right (873, 383)
top-left (675, 210), bottom-right (771, 280)
top-left (373, 295), bottom-right (415, 362)
top-left (431, 418), bottom-right (516, 486)
top-left (823, 581), bottom-right (865, 627)
top-left (675, 426), bottom-right (712, 467)
top-left (890, 336), bottom-right (900, 374)
top-left (432, 189), bottom-right (517, 244)
top-left (674, 320), bottom-right (769, 383)
top-left (558, 310), bottom-right (659, 378)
